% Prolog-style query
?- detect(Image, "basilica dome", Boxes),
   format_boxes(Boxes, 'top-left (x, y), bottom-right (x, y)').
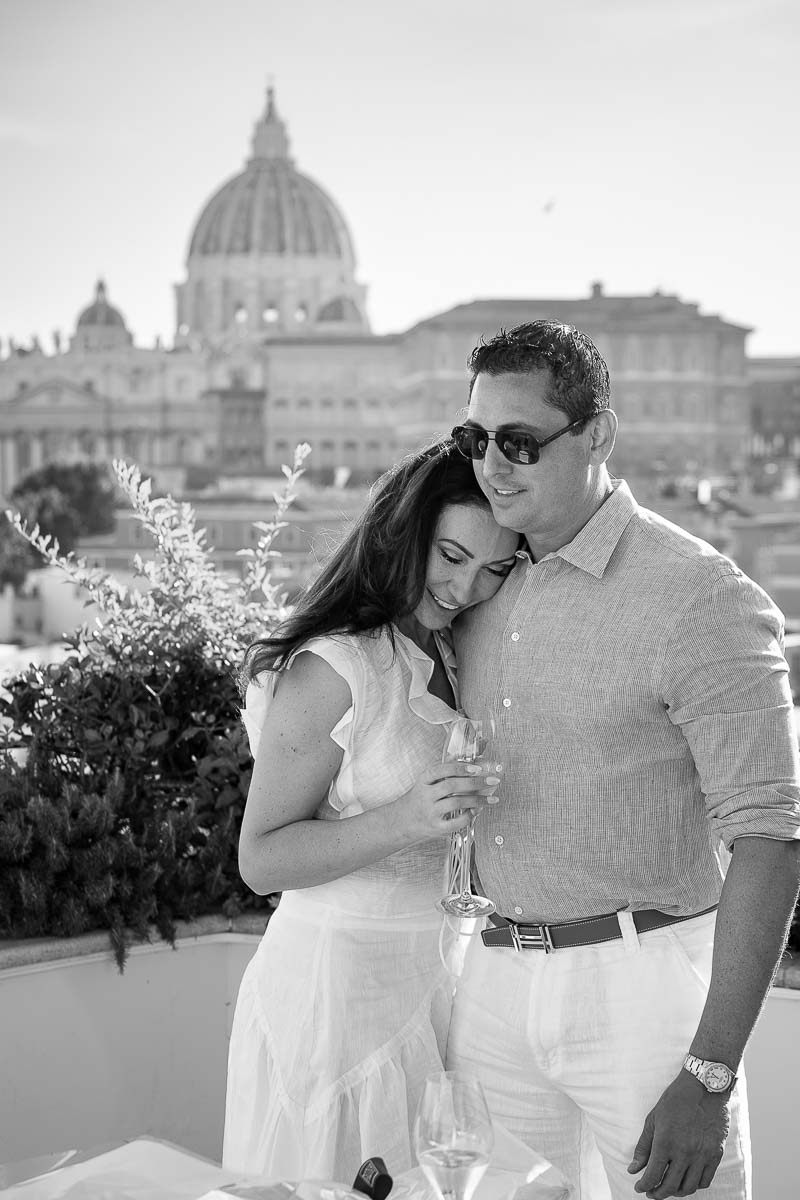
top-left (77, 280), bottom-right (127, 329)
top-left (176, 88), bottom-right (369, 345)
top-left (189, 171), bottom-right (351, 259)
top-left (189, 115), bottom-right (353, 260)
top-left (72, 280), bottom-right (132, 352)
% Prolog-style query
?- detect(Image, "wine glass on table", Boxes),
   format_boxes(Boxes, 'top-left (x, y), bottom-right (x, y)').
top-left (414, 1071), bottom-right (494, 1200)
top-left (439, 713), bottom-right (497, 918)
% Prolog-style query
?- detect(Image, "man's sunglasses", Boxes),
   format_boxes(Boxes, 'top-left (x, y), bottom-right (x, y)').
top-left (451, 414), bottom-right (597, 466)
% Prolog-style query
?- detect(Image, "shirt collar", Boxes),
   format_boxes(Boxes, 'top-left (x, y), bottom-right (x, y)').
top-left (517, 479), bottom-right (638, 579)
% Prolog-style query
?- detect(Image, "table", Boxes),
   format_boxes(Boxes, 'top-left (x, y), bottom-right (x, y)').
top-left (0, 1133), bottom-right (573, 1200)
top-left (0, 1138), bottom-right (231, 1198)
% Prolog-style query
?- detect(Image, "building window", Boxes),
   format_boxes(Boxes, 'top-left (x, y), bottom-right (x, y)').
top-left (624, 339), bottom-right (640, 371)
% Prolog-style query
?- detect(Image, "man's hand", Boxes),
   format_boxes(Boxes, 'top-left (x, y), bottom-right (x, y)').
top-left (627, 1071), bottom-right (731, 1198)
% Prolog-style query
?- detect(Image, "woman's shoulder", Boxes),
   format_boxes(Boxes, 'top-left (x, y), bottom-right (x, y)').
top-left (306, 626), bottom-right (400, 665)
top-left (243, 628), bottom-right (396, 721)
top-left (248, 629), bottom-right (391, 693)
top-left (241, 636), bottom-right (363, 759)
top-left (300, 629), bottom-right (388, 672)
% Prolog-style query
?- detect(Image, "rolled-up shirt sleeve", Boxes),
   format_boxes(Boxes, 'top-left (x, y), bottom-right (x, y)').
top-left (660, 571), bottom-right (800, 849)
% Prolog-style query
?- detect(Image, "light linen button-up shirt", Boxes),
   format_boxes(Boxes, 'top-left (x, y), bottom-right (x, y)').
top-left (456, 480), bottom-right (800, 924)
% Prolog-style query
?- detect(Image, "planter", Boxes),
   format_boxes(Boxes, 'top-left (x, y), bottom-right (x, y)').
top-left (0, 914), bottom-right (268, 1166)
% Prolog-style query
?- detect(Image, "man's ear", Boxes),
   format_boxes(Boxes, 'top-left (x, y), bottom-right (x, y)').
top-left (589, 409), bottom-right (617, 465)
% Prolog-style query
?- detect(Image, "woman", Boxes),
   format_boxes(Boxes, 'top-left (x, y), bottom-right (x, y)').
top-left (223, 440), bottom-right (520, 1182)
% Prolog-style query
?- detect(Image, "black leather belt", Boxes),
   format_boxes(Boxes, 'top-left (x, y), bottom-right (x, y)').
top-left (481, 904), bottom-right (718, 953)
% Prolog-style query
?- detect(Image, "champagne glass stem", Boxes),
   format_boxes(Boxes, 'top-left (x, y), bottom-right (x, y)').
top-left (457, 813), bottom-right (478, 900)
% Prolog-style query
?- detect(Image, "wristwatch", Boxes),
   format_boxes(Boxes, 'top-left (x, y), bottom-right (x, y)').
top-left (682, 1053), bottom-right (737, 1093)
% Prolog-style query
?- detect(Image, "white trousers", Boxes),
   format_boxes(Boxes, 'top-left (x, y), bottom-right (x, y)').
top-left (446, 910), bottom-right (751, 1199)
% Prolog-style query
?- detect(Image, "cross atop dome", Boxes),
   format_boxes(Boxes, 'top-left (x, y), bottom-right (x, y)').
top-left (250, 83), bottom-right (291, 163)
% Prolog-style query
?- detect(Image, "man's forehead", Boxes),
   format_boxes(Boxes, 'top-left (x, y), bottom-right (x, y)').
top-left (471, 368), bottom-right (551, 397)
top-left (468, 370), bottom-right (552, 418)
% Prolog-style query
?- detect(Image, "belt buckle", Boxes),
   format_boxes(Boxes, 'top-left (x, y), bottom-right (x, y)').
top-left (509, 921), bottom-right (554, 953)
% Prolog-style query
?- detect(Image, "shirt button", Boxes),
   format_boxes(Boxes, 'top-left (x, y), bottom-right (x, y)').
top-left (494, 835), bottom-right (504, 846)
top-left (510, 632), bottom-right (520, 642)
top-left (514, 906), bottom-right (523, 916)
top-left (502, 698), bottom-right (511, 708)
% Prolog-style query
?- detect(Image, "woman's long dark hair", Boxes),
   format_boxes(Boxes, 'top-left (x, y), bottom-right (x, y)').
top-left (241, 439), bottom-right (491, 687)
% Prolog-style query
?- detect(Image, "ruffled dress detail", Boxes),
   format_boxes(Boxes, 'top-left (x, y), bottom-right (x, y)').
top-left (223, 627), bottom-right (460, 1182)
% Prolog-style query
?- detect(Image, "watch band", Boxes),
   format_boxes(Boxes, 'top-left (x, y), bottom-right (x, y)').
top-left (683, 1053), bottom-right (737, 1093)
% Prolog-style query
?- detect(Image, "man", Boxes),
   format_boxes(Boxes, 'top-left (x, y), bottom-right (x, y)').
top-left (448, 321), bottom-right (800, 1200)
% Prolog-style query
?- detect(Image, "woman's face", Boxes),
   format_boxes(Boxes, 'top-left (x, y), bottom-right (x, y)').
top-left (413, 503), bottom-right (520, 631)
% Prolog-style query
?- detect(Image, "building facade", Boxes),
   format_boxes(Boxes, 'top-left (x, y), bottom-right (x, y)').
top-left (0, 87), bottom-right (759, 504)
top-left (748, 356), bottom-right (800, 462)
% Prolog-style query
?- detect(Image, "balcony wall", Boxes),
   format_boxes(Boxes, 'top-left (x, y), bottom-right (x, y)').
top-left (1, 918), bottom-right (798, 1197)
top-left (0, 916), bottom-right (262, 1166)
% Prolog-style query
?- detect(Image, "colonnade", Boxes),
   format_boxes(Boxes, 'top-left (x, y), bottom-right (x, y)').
top-left (0, 430), bottom-right (197, 495)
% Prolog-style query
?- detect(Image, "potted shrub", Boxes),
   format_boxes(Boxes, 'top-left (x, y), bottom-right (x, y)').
top-left (0, 449), bottom-right (309, 967)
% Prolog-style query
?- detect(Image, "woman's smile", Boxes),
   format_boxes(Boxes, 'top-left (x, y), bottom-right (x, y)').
top-left (426, 588), bottom-right (460, 612)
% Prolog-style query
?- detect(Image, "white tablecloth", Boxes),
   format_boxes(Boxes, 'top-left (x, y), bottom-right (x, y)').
top-left (0, 1134), bottom-right (573, 1200)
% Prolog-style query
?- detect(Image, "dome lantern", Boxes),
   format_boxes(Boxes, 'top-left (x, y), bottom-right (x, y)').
top-left (250, 86), bottom-right (291, 163)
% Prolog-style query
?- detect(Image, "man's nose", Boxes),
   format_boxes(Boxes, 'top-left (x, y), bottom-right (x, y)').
top-left (482, 437), bottom-right (510, 475)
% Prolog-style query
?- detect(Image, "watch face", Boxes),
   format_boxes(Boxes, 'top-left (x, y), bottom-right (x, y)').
top-left (705, 1063), bottom-right (732, 1092)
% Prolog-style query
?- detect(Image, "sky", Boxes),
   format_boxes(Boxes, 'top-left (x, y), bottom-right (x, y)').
top-left (0, 0), bottom-right (798, 356)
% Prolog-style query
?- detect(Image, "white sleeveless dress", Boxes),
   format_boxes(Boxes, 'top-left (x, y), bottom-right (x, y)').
top-left (222, 626), bottom-right (461, 1183)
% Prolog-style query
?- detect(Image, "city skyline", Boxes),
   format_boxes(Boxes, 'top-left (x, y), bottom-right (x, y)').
top-left (1, 0), bottom-right (798, 356)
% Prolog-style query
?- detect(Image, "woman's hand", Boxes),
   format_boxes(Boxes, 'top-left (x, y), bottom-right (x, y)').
top-left (393, 760), bottom-right (501, 844)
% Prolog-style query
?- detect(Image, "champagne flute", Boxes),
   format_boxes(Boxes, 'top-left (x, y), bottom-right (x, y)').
top-left (414, 1071), bottom-right (494, 1200)
top-left (440, 713), bottom-right (497, 918)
